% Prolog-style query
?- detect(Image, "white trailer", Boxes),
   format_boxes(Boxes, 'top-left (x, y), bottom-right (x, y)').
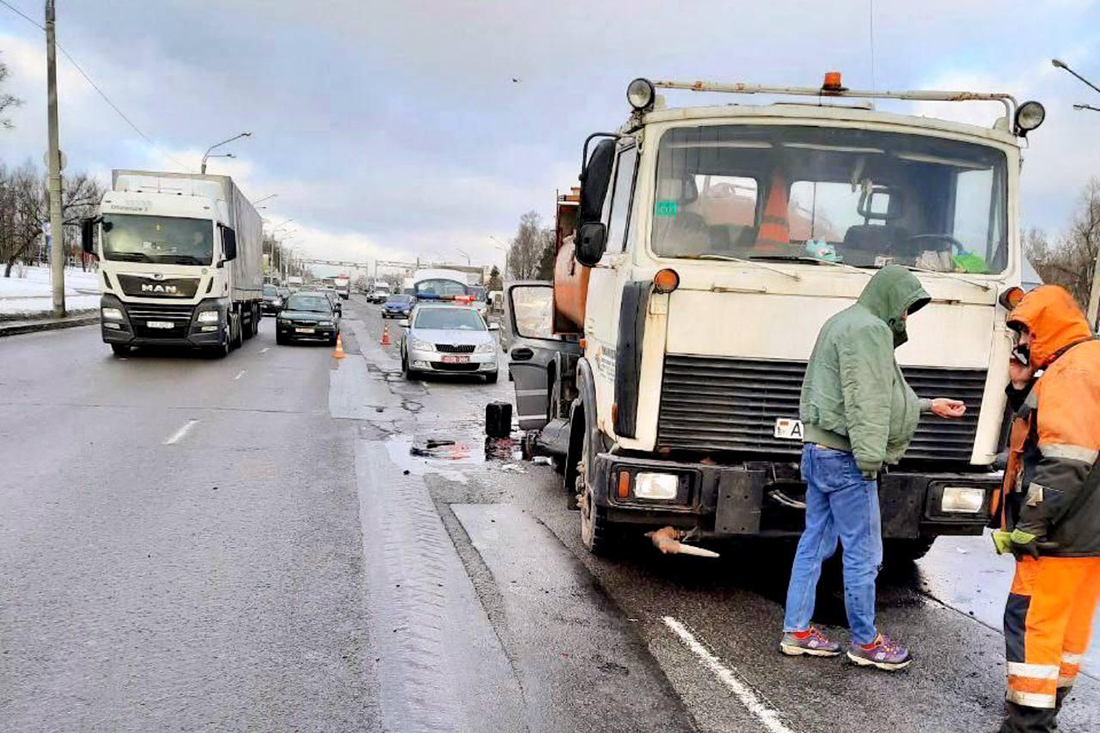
top-left (83, 170), bottom-right (264, 357)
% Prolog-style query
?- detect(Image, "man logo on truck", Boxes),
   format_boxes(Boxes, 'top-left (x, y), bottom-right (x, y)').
top-left (141, 283), bottom-right (179, 295)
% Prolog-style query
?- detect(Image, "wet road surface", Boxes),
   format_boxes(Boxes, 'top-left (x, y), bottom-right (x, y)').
top-left (1, 295), bottom-right (1096, 732)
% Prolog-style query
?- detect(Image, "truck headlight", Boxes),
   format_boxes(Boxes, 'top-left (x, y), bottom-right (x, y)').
top-left (410, 338), bottom-right (434, 351)
top-left (941, 486), bottom-right (985, 514)
top-left (197, 310), bottom-right (220, 324)
top-left (475, 342), bottom-right (495, 353)
top-left (101, 307), bottom-right (123, 321)
top-left (634, 472), bottom-right (680, 500)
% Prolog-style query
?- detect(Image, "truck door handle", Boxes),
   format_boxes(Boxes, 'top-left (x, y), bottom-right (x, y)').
top-left (511, 347), bottom-right (534, 361)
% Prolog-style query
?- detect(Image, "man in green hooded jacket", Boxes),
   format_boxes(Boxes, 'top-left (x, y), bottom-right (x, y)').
top-left (779, 265), bottom-right (967, 670)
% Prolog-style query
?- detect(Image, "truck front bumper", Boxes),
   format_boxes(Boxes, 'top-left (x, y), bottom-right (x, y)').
top-left (590, 452), bottom-right (998, 539)
top-left (100, 294), bottom-right (227, 348)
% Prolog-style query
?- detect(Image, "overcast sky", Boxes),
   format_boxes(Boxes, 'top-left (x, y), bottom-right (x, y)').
top-left (2, 0), bottom-right (1099, 273)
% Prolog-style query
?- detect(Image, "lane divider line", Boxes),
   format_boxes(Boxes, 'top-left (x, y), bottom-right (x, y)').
top-left (260, 347), bottom-right (269, 354)
top-left (164, 419), bottom-right (199, 445)
top-left (234, 370), bottom-right (247, 380)
top-left (662, 616), bottom-right (795, 733)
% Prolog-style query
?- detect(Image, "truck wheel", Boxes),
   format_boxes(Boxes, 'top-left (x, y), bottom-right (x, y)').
top-left (231, 313), bottom-right (244, 350)
top-left (885, 537), bottom-right (936, 565)
top-left (110, 344), bottom-right (130, 357)
top-left (578, 426), bottom-right (615, 555)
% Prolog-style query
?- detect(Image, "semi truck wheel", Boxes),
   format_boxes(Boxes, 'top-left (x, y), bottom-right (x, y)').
top-left (578, 423), bottom-right (615, 555)
top-left (231, 313), bottom-right (244, 350)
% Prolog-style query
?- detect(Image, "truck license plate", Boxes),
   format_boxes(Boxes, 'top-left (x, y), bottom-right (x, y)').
top-left (442, 355), bottom-right (470, 364)
top-left (295, 327), bottom-right (315, 334)
top-left (774, 418), bottom-right (804, 440)
top-left (147, 321), bottom-right (175, 329)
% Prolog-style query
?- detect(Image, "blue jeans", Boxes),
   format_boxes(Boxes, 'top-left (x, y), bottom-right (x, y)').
top-left (783, 444), bottom-right (883, 645)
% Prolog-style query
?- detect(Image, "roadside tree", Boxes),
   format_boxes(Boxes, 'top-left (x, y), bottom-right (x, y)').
top-left (1026, 178), bottom-right (1100, 309)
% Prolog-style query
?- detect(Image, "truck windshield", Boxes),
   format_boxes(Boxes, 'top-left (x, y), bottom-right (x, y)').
top-left (101, 214), bottom-right (214, 265)
top-left (652, 125), bottom-right (1008, 274)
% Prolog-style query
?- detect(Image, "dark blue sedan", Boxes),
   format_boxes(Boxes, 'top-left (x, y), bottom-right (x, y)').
top-left (382, 294), bottom-right (416, 319)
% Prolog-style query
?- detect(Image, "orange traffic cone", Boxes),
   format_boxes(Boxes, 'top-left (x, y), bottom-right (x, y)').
top-left (333, 334), bottom-right (346, 359)
top-left (754, 168), bottom-right (790, 253)
top-left (380, 324), bottom-right (391, 346)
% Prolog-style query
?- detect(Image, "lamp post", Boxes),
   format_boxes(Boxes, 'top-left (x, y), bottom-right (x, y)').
top-left (201, 132), bottom-right (251, 174)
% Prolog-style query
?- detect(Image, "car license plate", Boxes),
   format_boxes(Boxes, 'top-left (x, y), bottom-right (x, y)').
top-left (442, 355), bottom-right (470, 364)
top-left (295, 327), bottom-right (315, 334)
top-left (774, 418), bottom-right (804, 440)
top-left (147, 321), bottom-right (174, 329)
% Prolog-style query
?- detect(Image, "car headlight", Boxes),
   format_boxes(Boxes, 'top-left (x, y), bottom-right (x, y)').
top-left (197, 310), bottom-right (220, 324)
top-left (941, 486), bottom-right (986, 514)
top-left (410, 338), bottom-right (434, 351)
top-left (101, 307), bottom-right (123, 321)
top-left (475, 342), bottom-right (495, 353)
top-left (633, 472), bottom-right (680, 500)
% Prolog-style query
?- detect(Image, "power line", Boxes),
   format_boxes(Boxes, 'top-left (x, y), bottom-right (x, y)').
top-left (0, 0), bottom-right (191, 171)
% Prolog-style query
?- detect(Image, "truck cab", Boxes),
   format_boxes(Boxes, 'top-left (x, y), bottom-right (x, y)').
top-left (507, 75), bottom-right (1045, 557)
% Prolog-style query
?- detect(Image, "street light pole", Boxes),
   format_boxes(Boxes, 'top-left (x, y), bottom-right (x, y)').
top-left (45, 0), bottom-right (65, 317)
top-left (201, 132), bottom-right (251, 174)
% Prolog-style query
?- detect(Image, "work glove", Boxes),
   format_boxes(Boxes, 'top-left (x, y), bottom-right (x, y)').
top-left (991, 528), bottom-right (1057, 559)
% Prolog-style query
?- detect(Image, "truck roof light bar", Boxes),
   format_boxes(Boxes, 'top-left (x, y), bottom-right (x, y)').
top-left (649, 79), bottom-right (1018, 121)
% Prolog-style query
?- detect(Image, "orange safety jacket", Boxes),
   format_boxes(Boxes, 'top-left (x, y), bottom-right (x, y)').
top-left (997, 286), bottom-right (1100, 557)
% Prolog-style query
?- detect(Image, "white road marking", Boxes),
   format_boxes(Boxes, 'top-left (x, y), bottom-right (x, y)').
top-left (234, 370), bottom-right (247, 380)
top-left (260, 347), bottom-right (269, 354)
top-left (662, 616), bottom-right (795, 733)
top-left (164, 419), bottom-right (200, 445)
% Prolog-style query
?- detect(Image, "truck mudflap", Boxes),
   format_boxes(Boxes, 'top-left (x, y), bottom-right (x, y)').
top-left (589, 451), bottom-right (1000, 539)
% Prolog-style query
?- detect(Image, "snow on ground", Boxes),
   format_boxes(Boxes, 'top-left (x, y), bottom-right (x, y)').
top-left (0, 265), bottom-right (101, 317)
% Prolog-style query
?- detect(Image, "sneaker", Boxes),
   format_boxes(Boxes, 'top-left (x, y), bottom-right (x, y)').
top-left (847, 634), bottom-right (911, 671)
top-left (779, 627), bottom-right (842, 657)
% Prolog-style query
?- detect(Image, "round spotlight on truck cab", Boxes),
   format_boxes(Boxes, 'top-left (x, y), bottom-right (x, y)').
top-left (999, 285), bottom-right (1025, 311)
top-left (627, 78), bottom-right (656, 111)
top-left (1015, 101), bottom-right (1045, 136)
top-left (653, 268), bottom-right (680, 294)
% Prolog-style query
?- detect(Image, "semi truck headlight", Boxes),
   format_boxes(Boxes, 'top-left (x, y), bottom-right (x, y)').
top-left (633, 473), bottom-right (680, 500)
top-left (941, 486), bottom-right (985, 513)
top-left (101, 307), bottom-right (123, 321)
top-left (196, 310), bottom-right (220, 324)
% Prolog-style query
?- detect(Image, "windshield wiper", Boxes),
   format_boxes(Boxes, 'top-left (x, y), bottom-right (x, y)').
top-left (107, 252), bottom-right (151, 262)
top-left (679, 253), bottom-right (799, 281)
top-left (154, 254), bottom-right (207, 265)
top-left (750, 254), bottom-right (872, 277)
top-left (898, 263), bottom-right (992, 292)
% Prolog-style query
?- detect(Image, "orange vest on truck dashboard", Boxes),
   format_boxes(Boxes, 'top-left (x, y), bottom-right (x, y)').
top-left (754, 169), bottom-right (791, 253)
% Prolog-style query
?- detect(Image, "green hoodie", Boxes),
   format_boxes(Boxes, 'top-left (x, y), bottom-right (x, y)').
top-left (800, 265), bottom-right (931, 475)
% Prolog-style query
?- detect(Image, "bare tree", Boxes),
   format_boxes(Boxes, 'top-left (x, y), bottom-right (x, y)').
top-left (486, 265), bottom-right (502, 291)
top-left (1027, 178), bottom-right (1100, 309)
top-left (0, 54), bottom-right (23, 130)
top-left (507, 211), bottom-right (555, 280)
top-left (0, 161), bottom-right (105, 277)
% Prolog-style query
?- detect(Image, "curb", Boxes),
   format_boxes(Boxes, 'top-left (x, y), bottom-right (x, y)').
top-left (0, 313), bottom-right (99, 338)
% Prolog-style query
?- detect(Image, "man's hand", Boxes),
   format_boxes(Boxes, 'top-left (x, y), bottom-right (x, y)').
top-left (991, 527), bottom-right (1057, 558)
top-left (931, 398), bottom-right (967, 418)
top-left (1009, 358), bottom-right (1035, 390)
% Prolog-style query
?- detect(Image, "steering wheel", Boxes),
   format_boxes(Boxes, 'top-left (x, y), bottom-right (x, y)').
top-left (905, 233), bottom-right (967, 253)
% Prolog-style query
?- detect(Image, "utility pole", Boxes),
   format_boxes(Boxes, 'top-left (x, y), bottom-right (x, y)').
top-left (45, 0), bottom-right (65, 317)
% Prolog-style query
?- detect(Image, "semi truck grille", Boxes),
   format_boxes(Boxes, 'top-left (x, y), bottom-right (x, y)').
top-left (657, 355), bottom-right (986, 464)
top-left (435, 344), bottom-right (476, 353)
top-left (126, 303), bottom-right (194, 338)
top-left (117, 274), bottom-right (200, 299)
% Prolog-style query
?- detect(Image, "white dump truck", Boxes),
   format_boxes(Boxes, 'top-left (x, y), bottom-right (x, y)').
top-left (505, 74), bottom-right (1045, 558)
top-left (82, 170), bottom-right (264, 357)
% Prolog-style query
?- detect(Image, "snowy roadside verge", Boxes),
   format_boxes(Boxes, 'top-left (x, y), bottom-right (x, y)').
top-left (0, 265), bottom-right (101, 321)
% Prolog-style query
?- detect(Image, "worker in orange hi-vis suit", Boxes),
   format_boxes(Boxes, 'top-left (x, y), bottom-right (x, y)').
top-left (993, 285), bottom-right (1100, 733)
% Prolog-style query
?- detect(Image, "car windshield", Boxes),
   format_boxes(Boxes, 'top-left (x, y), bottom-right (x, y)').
top-left (263, 285), bottom-right (278, 296)
top-left (285, 294), bottom-right (331, 313)
top-left (387, 295), bottom-right (414, 304)
top-left (101, 214), bottom-right (214, 265)
top-left (652, 125), bottom-right (1008, 274)
top-left (414, 308), bottom-right (485, 331)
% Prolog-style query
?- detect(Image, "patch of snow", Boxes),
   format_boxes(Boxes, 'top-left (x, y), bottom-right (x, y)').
top-left (0, 265), bottom-right (101, 316)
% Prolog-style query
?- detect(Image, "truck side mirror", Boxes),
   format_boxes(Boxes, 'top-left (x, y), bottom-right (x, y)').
top-left (81, 218), bottom-right (97, 256)
top-left (221, 226), bottom-right (238, 261)
top-left (579, 137), bottom-right (616, 223)
top-left (575, 222), bottom-right (607, 266)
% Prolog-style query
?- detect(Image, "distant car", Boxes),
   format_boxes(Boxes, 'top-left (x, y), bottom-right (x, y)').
top-left (382, 293), bottom-right (415, 319)
top-left (399, 303), bottom-right (499, 383)
top-left (368, 287), bottom-right (392, 304)
top-left (320, 289), bottom-right (343, 318)
top-left (262, 284), bottom-right (284, 315)
top-left (275, 291), bottom-right (340, 345)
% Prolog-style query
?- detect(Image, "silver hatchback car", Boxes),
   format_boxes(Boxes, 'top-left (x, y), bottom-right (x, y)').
top-left (399, 303), bottom-right (499, 382)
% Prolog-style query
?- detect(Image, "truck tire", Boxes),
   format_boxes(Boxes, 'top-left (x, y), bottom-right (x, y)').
top-left (578, 419), bottom-right (616, 555)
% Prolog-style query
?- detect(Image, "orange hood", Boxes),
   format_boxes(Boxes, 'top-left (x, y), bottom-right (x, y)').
top-left (1008, 285), bottom-right (1094, 368)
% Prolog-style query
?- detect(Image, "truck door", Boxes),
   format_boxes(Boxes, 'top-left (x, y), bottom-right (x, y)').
top-left (505, 282), bottom-right (573, 430)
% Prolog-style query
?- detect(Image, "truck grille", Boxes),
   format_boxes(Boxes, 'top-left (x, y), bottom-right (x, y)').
top-left (657, 355), bottom-right (986, 463)
top-left (126, 303), bottom-right (194, 338)
top-left (117, 274), bottom-right (200, 299)
top-left (436, 344), bottom-right (475, 353)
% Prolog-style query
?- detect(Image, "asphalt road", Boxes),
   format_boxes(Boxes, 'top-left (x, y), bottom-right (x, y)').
top-left (1, 295), bottom-right (1097, 733)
